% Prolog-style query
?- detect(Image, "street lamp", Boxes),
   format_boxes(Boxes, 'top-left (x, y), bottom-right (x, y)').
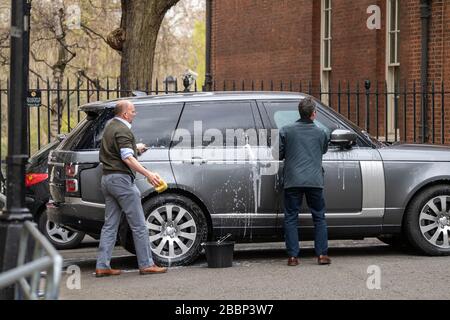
top-left (0, 0), bottom-right (32, 299)
top-left (163, 75), bottom-right (177, 93)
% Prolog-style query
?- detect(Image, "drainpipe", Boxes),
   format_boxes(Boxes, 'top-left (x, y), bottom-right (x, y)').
top-left (420, 0), bottom-right (431, 143)
top-left (204, 0), bottom-right (213, 92)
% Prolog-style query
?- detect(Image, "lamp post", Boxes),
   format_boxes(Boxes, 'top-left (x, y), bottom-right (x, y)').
top-left (0, 0), bottom-right (32, 300)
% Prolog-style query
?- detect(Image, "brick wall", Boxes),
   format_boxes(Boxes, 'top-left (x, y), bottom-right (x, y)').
top-left (210, 0), bottom-right (450, 144)
top-left (399, 0), bottom-right (450, 144)
top-left (212, 0), bottom-right (314, 90)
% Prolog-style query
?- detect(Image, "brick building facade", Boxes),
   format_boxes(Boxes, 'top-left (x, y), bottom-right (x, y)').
top-left (207, 0), bottom-right (450, 144)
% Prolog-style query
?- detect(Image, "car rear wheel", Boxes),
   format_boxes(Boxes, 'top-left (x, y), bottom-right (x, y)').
top-left (121, 194), bottom-right (208, 267)
top-left (38, 209), bottom-right (85, 250)
top-left (405, 185), bottom-right (450, 256)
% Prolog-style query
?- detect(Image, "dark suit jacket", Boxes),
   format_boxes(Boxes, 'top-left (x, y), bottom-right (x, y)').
top-left (279, 119), bottom-right (329, 189)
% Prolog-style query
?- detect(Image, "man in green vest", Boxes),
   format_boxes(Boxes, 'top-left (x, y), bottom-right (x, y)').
top-left (95, 100), bottom-right (167, 277)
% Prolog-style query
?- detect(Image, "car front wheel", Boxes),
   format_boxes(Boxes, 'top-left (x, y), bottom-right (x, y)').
top-left (121, 194), bottom-right (208, 267)
top-left (405, 184), bottom-right (450, 256)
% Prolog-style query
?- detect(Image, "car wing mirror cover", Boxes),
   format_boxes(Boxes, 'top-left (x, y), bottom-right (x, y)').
top-left (330, 129), bottom-right (357, 147)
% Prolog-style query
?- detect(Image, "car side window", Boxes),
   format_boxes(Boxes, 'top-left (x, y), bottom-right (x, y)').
top-left (263, 101), bottom-right (335, 131)
top-left (175, 101), bottom-right (258, 148)
top-left (262, 101), bottom-right (336, 141)
top-left (132, 103), bottom-right (183, 148)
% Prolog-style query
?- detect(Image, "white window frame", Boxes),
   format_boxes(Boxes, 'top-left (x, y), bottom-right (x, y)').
top-left (321, 0), bottom-right (332, 104)
top-left (386, 0), bottom-right (400, 137)
top-left (387, 0), bottom-right (400, 67)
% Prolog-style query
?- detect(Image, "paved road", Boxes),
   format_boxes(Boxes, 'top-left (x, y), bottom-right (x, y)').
top-left (57, 238), bottom-right (450, 300)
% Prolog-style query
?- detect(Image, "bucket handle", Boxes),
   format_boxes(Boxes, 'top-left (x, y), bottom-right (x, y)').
top-left (200, 233), bottom-right (232, 247)
top-left (216, 233), bottom-right (232, 245)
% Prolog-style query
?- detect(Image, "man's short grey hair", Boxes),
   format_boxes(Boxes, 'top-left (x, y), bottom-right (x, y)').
top-left (298, 97), bottom-right (316, 119)
top-left (114, 100), bottom-right (133, 116)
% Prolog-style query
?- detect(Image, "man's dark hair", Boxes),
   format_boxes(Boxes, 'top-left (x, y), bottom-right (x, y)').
top-left (298, 97), bottom-right (316, 119)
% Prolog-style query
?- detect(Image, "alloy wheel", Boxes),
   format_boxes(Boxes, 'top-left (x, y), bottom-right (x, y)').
top-left (146, 204), bottom-right (197, 260)
top-left (419, 196), bottom-right (450, 249)
top-left (45, 220), bottom-right (79, 244)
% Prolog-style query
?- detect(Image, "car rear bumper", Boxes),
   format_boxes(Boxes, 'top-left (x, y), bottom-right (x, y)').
top-left (46, 198), bottom-right (104, 236)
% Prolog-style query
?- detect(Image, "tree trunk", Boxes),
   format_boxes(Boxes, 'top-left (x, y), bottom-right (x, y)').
top-left (49, 70), bottom-right (65, 140)
top-left (119, 0), bottom-right (179, 95)
top-left (49, 5), bottom-right (69, 140)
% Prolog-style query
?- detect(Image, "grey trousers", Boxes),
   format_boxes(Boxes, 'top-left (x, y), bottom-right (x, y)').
top-left (96, 173), bottom-right (154, 270)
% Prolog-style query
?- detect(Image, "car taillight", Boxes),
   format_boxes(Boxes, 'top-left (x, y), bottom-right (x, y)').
top-left (65, 164), bottom-right (78, 178)
top-left (25, 173), bottom-right (48, 188)
top-left (66, 179), bottom-right (79, 193)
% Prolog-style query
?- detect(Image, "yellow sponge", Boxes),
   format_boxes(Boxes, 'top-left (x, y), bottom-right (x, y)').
top-left (151, 178), bottom-right (168, 193)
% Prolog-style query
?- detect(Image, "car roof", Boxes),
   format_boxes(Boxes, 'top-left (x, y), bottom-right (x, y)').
top-left (79, 91), bottom-right (308, 112)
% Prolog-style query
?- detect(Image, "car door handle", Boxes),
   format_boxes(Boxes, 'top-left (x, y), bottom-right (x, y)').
top-left (183, 157), bottom-right (208, 165)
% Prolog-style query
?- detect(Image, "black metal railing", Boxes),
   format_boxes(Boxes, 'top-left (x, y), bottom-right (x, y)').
top-left (0, 77), bottom-right (199, 162)
top-left (0, 221), bottom-right (62, 300)
top-left (0, 78), bottom-right (449, 165)
top-left (215, 79), bottom-right (448, 146)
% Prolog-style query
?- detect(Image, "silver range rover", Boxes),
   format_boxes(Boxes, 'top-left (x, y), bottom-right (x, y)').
top-left (47, 92), bottom-right (450, 266)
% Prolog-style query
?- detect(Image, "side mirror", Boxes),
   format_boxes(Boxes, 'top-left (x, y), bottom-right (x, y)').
top-left (57, 134), bottom-right (66, 142)
top-left (330, 129), bottom-right (357, 148)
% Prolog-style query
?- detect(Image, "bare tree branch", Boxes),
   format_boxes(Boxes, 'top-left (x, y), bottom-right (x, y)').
top-left (29, 68), bottom-right (47, 83)
top-left (76, 69), bottom-right (105, 91)
top-left (80, 22), bottom-right (109, 45)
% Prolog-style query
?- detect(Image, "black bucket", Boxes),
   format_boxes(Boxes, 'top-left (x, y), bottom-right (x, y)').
top-left (202, 241), bottom-right (235, 268)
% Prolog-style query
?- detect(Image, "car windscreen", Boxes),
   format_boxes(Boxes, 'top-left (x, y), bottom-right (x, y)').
top-left (315, 98), bottom-right (385, 148)
top-left (58, 118), bottom-right (91, 150)
top-left (72, 109), bottom-right (115, 151)
top-left (57, 109), bottom-right (114, 151)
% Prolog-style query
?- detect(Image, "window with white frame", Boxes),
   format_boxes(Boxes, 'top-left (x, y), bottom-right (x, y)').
top-left (386, 0), bottom-right (400, 137)
top-left (322, 0), bottom-right (332, 70)
top-left (321, 0), bottom-right (332, 104)
top-left (388, 0), bottom-right (400, 66)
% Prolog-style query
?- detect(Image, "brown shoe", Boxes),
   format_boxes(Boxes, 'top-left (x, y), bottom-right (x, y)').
top-left (139, 265), bottom-right (168, 275)
top-left (95, 268), bottom-right (122, 277)
top-left (287, 257), bottom-right (299, 266)
top-left (318, 255), bottom-right (331, 265)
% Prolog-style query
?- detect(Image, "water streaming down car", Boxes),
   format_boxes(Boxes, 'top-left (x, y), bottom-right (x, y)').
top-left (46, 92), bottom-right (450, 266)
